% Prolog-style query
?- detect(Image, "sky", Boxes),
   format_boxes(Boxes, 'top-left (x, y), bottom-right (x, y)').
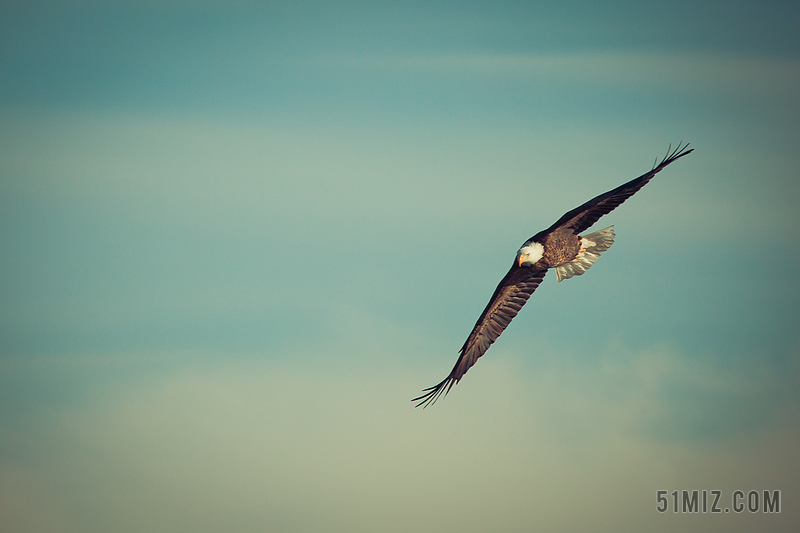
top-left (1, 1), bottom-right (798, 531)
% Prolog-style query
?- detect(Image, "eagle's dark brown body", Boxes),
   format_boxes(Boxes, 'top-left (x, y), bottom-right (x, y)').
top-left (536, 229), bottom-right (582, 269)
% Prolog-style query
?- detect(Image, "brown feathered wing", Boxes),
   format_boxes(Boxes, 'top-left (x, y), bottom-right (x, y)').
top-left (542, 143), bottom-right (693, 236)
top-left (413, 266), bottom-right (547, 407)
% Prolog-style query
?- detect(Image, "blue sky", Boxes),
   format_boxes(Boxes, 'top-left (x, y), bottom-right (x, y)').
top-left (1, 1), bottom-right (798, 532)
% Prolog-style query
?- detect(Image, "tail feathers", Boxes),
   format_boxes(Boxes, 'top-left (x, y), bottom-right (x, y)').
top-left (555, 226), bottom-right (615, 282)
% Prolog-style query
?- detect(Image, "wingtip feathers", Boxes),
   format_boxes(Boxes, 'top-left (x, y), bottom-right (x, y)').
top-left (654, 141), bottom-right (693, 170)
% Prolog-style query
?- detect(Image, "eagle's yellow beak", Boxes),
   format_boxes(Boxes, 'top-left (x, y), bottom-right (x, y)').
top-left (518, 254), bottom-right (527, 267)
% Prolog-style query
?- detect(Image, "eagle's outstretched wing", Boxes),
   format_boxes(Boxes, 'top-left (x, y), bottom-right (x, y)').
top-left (413, 266), bottom-right (547, 408)
top-left (543, 143), bottom-right (693, 236)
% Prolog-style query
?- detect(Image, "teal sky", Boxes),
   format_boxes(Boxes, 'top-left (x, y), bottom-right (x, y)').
top-left (1, 1), bottom-right (798, 532)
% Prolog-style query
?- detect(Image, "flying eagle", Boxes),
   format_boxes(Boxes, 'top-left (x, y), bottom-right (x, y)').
top-left (414, 143), bottom-right (693, 408)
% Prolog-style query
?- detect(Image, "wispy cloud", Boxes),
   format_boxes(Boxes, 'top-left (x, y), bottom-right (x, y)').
top-left (297, 50), bottom-right (800, 99)
top-left (1, 338), bottom-right (796, 532)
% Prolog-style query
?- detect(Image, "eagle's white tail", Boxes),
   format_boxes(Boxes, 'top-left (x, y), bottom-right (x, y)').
top-left (555, 226), bottom-right (615, 282)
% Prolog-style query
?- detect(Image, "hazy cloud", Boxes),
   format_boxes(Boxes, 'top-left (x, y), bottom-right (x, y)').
top-left (1, 339), bottom-right (797, 532)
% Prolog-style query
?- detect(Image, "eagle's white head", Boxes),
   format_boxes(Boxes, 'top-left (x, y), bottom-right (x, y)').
top-left (517, 241), bottom-right (544, 267)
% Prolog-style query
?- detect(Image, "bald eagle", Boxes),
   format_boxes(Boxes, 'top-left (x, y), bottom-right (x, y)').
top-left (414, 143), bottom-right (693, 407)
